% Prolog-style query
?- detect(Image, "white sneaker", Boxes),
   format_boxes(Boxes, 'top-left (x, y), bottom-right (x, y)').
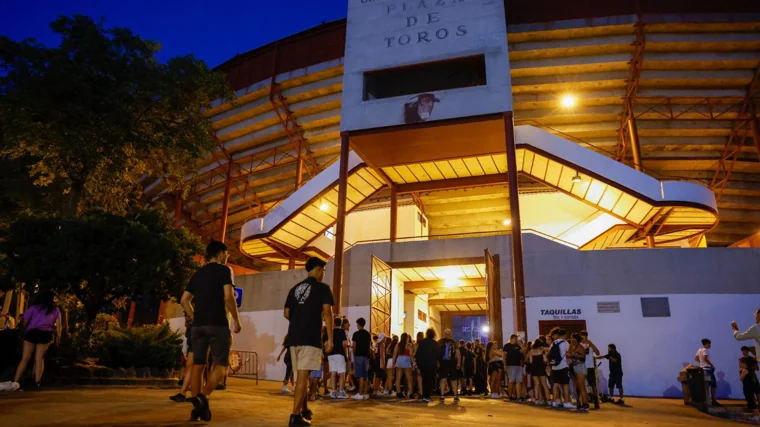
top-left (351, 393), bottom-right (364, 400)
top-left (338, 391), bottom-right (348, 399)
top-left (0, 382), bottom-right (15, 392)
top-left (363, 394), bottom-right (370, 400)
top-left (375, 391), bottom-right (383, 397)
top-left (490, 393), bottom-right (498, 399)
top-left (563, 402), bottom-right (576, 409)
top-left (552, 401), bottom-right (559, 407)
top-left (535, 400), bottom-right (544, 405)
top-left (281, 385), bottom-right (291, 394)
top-left (329, 391), bottom-right (337, 399)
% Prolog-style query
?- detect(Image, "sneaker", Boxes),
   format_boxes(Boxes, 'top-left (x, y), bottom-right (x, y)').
top-left (615, 399), bottom-right (625, 405)
top-left (490, 393), bottom-right (498, 399)
top-left (439, 396), bottom-right (445, 403)
top-left (375, 391), bottom-right (383, 397)
top-left (289, 414), bottom-right (311, 426)
top-left (552, 401), bottom-right (559, 408)
top-left (535, 400), bottom-right (544, 406)
top-left (453, 396), bottom-right (460, 403)
top-left (351, 393), bottom-right (364, 400)
top-left (337, 391), bottom-right (348, 399)
top-left (364, 394), bottom-right (370, 400)
top-left (170, 393), bottom-right (187, 402)
top-left (0, 382), bottom-right (19, 392)
top-left (563, 402), bottom-right (576, 409)
top-left (329, 391), bottom-right (337, 399)
top-left (281, 385), bottom-right (291, 394)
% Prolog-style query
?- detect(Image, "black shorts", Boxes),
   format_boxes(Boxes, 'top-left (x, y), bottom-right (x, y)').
top-left (609, 372), bottom-right (623, 390)
top-left (488, 361), bottom-right (504, 375)
top-left (439, 361), bottom-right (459, 380)
top-left (185, 329), bottom-right (193, 353)
top-left (551, 367), bottom-right (570, 385)
top-left (192, 325), bottom-right (231, 366)
top-left (586, 368), bottom-right (596, 388)
top-left (24, 328), bottom-right (53, 345)
top-left (744, 382), bottom-right (760, 410)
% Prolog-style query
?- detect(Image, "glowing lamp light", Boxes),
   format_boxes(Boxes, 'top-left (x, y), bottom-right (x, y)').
top-left (572, 174), bottom-right (583, 184)
top-left (503, 219), bottom-right (511, 226)
top-left (319, 201), bottom-right (329, 211)
top-left (481, 325), bottom-right (490, 334)
top-left (561, 95), bottom-right (576, 108)
top-left (444, 277), bottom-right (460, 288)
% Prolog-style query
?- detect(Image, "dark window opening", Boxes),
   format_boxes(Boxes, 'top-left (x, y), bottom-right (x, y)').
top-left (641, 297), bottom-right (671, 318)
top-left (363, 55), bottom-right (487, 101)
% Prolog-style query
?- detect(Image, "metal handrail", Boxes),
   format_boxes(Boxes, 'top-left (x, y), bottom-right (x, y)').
top-left (341, 228), bottom-right (580, 252)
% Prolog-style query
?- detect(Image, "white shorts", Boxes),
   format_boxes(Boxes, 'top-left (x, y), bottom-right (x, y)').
top-left (328, 354), bottom-right (347, 374)
top-left (386, 359), bottom-right (394, 370)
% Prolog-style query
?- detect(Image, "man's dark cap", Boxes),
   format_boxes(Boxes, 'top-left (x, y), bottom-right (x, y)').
top-left (306, 257), bottom-right (326, 272)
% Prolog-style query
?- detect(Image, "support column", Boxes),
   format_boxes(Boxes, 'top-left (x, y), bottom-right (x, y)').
top-left (627, 117), bottom-right (644, 171)
top-left (504, 112), bottom-right (528, 338)
top-left (390, 185), bottom-right (398, 243)
top-left (646, 235), bottom-right (656, 248)
top-left (219, 161), bottom-right (233, 243)
top-left (332, 132), bottom-right (350, 315)
top-left (288, 257), bottom-right (296, 270)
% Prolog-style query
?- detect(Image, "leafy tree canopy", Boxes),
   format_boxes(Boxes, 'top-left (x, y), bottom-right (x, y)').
top-left (3, 208), bottom-right (204, 320)
top-left (0, 15), bottom-right (231, 216)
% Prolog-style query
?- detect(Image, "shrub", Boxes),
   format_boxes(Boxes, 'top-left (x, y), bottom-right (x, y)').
top-left (93, 323), bottom-right (182, 371)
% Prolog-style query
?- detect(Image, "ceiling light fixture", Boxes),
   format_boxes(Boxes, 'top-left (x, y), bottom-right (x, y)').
top-left (319, 200), bottom-right (329, 211)
top-left (572, 174), bottom-right (582, 183)
top-left (561, 95), bottom-right (576, 108)
top-left (503, 219), bottom-right (511, 226)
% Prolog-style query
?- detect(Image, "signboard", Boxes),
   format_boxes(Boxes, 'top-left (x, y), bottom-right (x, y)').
top-left (234, 287), bottom-right (243, 308)
top-left (539, 308), bottom-right (583, 320)
top-left (597, 301), bottom-right (621, 314)
top-left (342, 0), bottom-right (512, 131)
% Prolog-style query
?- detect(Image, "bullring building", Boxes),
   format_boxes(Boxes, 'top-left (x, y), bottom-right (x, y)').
top-left (155, 1), bottom-right (760, 398)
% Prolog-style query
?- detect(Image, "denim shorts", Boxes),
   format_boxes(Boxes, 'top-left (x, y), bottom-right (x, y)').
top-left (355, 356), bottom-right (369, 379)
top-left (396, 355), bottom-right (412, 369)
top-left (310, 366), bottom-right (323, 379)
top-left (704, 368), bottom-right (717, 388)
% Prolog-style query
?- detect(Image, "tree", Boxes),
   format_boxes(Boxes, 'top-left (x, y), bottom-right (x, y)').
top-left (0, 15), bottom-right (231, 216)
top-left (3, 208), bottom-right (203, 321)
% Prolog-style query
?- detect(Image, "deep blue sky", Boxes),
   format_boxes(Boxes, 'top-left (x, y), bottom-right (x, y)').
top-left (0, 0), bottom-right (348, 68)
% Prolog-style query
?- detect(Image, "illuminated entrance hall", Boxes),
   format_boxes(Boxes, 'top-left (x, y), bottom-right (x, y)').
top-left (154, 0), bottom-right (760, 406)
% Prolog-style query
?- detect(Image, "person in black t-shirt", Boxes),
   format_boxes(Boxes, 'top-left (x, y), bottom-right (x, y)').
top-left (504, 334), bottom-right (525, 401)
top-left (596, 343), bottom-right (624, 405)
top-left (284, 257), bottom-right (334, 427)
top-left (438, 329), bottom-right (462, 403)
top-left (351, 317), bottom-right (372, 400)
top-left (739, 346), bottom-right (759, 421)
top-left (328, 317), bottom-right (349, 399)
top-left (180, 241), bottom-right (242, 422)
top-left (462, 342), bottom-right (476, 395)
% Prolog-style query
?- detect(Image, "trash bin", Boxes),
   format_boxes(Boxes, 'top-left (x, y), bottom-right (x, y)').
top-left (685, 367), bottom-right (706, 405)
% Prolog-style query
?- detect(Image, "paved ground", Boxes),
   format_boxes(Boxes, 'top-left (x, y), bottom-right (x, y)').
top-left (0, 378), bottom-right (743, 427)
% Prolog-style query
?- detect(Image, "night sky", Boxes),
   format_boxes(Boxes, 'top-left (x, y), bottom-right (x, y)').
top-left (0, 0), bottom-right (348, 68)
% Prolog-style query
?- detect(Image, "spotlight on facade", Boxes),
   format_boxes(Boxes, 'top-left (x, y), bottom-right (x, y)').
top-left (503, 219), bottom-right (511, 226)
top-left (561, 95), bottom-right (576, 108)
top-left (572, 174), bottom-right (582, 183)
top-left (481, 324), bottom-right (490, 334)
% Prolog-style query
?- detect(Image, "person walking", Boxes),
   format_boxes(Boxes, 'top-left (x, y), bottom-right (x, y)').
top-left (733, 308), bottom-right (760, 361)
top-left (351, 317), bottom-right (371, 400)
top-left (170, 311), bottom-right (195, 402)
top-left (283, 257), bottom-right (334, 427)
top-left (6, 291), bottom-right (61, 391)
top-left (414, 328), bottom-right (439, 403)
top-left (277, 334), bottom-right (294, 394)
top-left (180, 241), bottom-right (242, 422)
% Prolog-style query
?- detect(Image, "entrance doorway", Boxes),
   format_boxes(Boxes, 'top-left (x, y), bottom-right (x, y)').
top-left (538, 319), bottom-right (588, 336)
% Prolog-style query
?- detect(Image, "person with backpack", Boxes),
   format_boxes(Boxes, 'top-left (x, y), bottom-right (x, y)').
top-left (548, 328), bottom-right (575, 409)
top-left (438, 328), bottom-right (462, 403)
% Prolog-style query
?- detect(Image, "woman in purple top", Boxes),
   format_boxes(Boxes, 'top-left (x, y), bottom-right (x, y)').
top-left (11, 291), bottom-right (61, 390)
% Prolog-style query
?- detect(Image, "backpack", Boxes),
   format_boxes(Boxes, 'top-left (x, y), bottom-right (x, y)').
top-left (442, 341), bottom-right (455, 361)
top-left (548, 340), bottom-right (564, 367)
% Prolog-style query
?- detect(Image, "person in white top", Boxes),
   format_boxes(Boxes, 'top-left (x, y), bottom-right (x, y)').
top-left (695, 338), bottom-right (720, 406)
top-left (580, 330), bottom-right (601, 409)
top-left (548, 328), bottom-right (575, 409)
top-left (732, 308), bottom-right (760, 361)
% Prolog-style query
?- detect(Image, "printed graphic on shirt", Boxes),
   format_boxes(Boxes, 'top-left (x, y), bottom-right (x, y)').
top-left (294, 282), bottom-right (311, 304)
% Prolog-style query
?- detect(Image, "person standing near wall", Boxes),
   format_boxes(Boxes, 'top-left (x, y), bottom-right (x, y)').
top-left (733, 308), bottom-right (760, 361)
top-left (596, 343), bottom-right (625, 405)
top-left (414, 328), bottom-right (439, 403)
top-left (283, 257), bottom-right (334, 427)
top-left (504, 334), bottom-right (525, 401)
top-left (695, 338), bottom-right (721, 406)
top-left (180, 241), bottom-right (242, 422)
top-left (739, 346), bottom-right (760, 422)
top-left (351, 317), bottom-right (371, 400)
